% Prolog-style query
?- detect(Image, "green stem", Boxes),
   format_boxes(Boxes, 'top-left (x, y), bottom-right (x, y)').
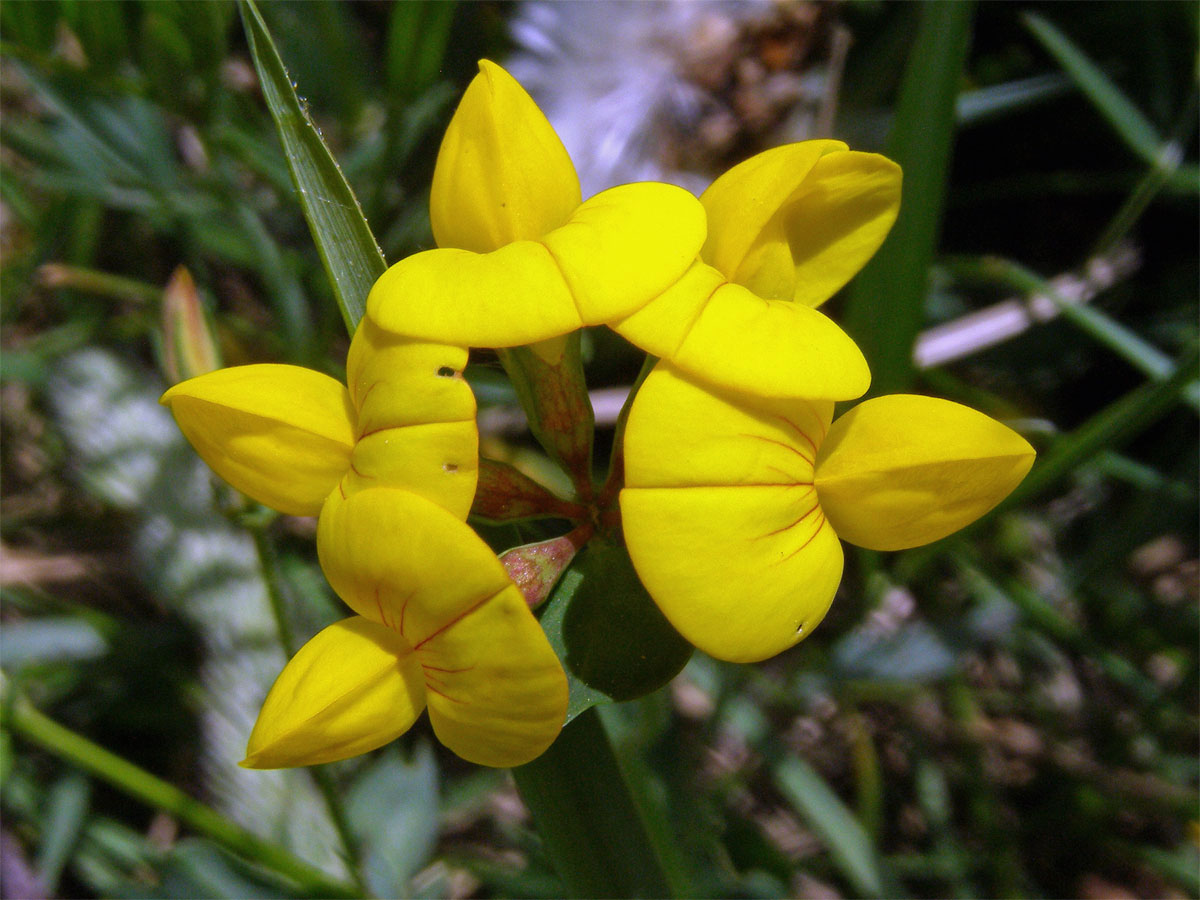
top-left (249, 526), bottom-right (366, 891)
top-left (0, 690), bottom-right (360, 898)
top-left (1006, 341), bottom-right (1199, 506)
top-left (1092, 81), bottom-right (1199, 256)
top-left (511, 707), bottom-right (673, 898)
top-left (945, 255), bottom-right (1200, 413)
top-left (598, 354), bottom-right (657, 510)
top-left (844, 0), bottom-right (974, 394)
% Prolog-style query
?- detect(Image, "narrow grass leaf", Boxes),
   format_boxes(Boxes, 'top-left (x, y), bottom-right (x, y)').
top-left (844, 1), bottom-right (974, 395)
top-left (955, 73), bottom-right (1071, 126)
top-left (945, 255), bottom-right (1200, 413)
top-left (1023, 12), bottom-right (1162, 164)
top-left (1008, 342), bottom-right (1199, 505)
top-left (239, 0), bottom-right (385, 333)
top-left (775, 757), bottom-right (890, 898)
top-left (387, 1), bottom-right (456, 101)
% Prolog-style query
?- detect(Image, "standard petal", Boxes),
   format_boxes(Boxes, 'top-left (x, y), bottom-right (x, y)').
top-left (341, 421), bottom-right (478, 518)
top-left (430, 59), bottom-right (580, 253)
top-left (613, 266), bottom-right (871, 400)
top-left (728, 150), bottom-right (902, 307)
top-left (621, 485), bottom-right (844, 663)
top-left (419, 583), bottom-right (567, 767)
top-left (623, 361), bottom-right (832, 490)
top-left (242, 616), bottom-right (426, 768)
top-left (317, 487), bottom-right (517, 643)
top-left (368, 183), bottom-right (706, 348)
top-left (161, 365), bottom-right (354, 516)
top-left (815, 395), bottom-right (1036, 551)
top-left (699, 140), bottom-right (845, 282)
top-left (541, 181), bottom-right (706, 324)
top-left (347, 317), bottom-right (476, 435)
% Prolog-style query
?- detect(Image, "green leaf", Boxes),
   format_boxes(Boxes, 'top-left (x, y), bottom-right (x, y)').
top-left (844, 1), bottom-right (974, 395)
top-left (955, 73), bottom-right (1071, 126)
top-left (1023, 12), bottom-right (1162, 164)
top-left (944, 255), bottom-right (1200, 414)
top-left (37, 774), bottom-right (92, 892)
top-left (1007, 342), bottom-right (1199, 506)
top-left (239, 0), bottom-right (385, 333)
top-left (511, 708), bottom-right (675, 899)
top-left (346, 744), bottom-right (440, 898)
top-left (386, 1), bottom-right (456, 101)
top-left (538, 539), bottom-right (693, 723)
top-left (774, 758), bottom-right (892, 899)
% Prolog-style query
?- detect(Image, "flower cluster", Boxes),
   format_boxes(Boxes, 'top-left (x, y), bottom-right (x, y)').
top-left (162, 316), bottom-right (569, 769)
top-left (164, 59), bottom-right (1034, 768)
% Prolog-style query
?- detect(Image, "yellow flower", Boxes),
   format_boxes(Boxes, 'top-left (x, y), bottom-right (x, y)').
top-left (161, 320), bottom-right (568, 767)
top-left (613, 141), bottom-right (902, 400)
top-left (366, 60), bottom-right (707, 353)
top-left (620, 363), bottom-right (1035, 663)
top-left (245, 487), bottom-right (567, 768)
top-left (159, 318), bottom-right (478, 518)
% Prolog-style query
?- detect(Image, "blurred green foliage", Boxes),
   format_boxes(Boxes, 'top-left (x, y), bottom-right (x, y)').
top-left (1, 2), bottom-right (1196, 898)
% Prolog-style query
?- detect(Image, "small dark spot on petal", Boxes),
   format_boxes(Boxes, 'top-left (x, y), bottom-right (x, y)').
top-left (437, 366), bottom-right (456, 378)
top-left (443, 462), bottom-right (458, 473)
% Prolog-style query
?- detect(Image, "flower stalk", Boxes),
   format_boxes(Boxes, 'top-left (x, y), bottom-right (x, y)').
top-left (0, 685), bottom-right (361, 899)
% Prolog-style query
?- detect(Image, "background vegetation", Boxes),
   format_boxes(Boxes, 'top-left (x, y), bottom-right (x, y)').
top-left (1, 2), bottom-right (1196, 898)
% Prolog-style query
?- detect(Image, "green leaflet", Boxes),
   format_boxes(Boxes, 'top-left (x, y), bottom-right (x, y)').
top-left (537, 539), bottom-right (693, 724)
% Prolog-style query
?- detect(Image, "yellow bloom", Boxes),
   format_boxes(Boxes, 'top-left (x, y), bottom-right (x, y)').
top-left (620, 363), bottom-right (1035, 663)
top-left (613, 141), bottom-right (902, 401)
top-left (366, 60), bottom-right (707, 351)
top-left (245, 488), bottom-right (567, 769)
top-left (160, 318), bottom-right (479, 518)
top-left (162, 321), bottom-right (568, 767)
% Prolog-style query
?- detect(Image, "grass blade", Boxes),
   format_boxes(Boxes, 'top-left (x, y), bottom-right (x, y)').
top-left (844, 1), bottom-right (974, 395)
top-left (1023, 12), bottom-right (1162, 165)
top-left (775, 757), bottom-right (891, 898)
top-left (239, 0), bottom-right (385, 333)
top-left (944, 255), bottom-right (1200, 414)
top-left (1008, 342), bottom-right (1199, 505)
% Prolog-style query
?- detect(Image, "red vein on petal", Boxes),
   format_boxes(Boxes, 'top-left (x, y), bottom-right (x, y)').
top-left (761, 500), bottom-right (822, 537)
top-left (740, 432), bottom-right (815, 467)
top-left (424, 682), bottom-right (466, 705)
top-left (413, 593), bottom-right (494, 650)
top-left (778, 511), bottom-right (827, 564)
top-left (773, 414), bottom-right (820, 458)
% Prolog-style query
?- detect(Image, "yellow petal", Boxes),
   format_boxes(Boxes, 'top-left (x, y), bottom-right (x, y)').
top-left (347, 317), bottom-right (476, 435)
top-left (341, 422), bottom-right (478, 519)
top-left (623, 361), bottom-right (832, 490)
top-left (622, 363), bottom-right (842, 662)
top-left (242, 616), bottom-right (426, 768)
top-left (341, 319), bottom-right (479, 517)
top-left (418, 583), bottom-right (567, 767)
top-left (161, 365), bottom-right (354, 516)
top-left (318, 486), bottom-right (518, 643)
top-left (621, 486), bottom-right (844, 663)
top-left (612, 262), bottom-right (871, 400)
top-left (732, 149), bottom-right (902, 308)
top-left (317, 487), bottom-right (567, 765)
top-left (430, 59), bottom-right (580, 253)
top-left (700, 140), bottom-right (844, 283)
top-left (815, 395), bottom-right (1036, 551)
top-left (368, 182), bottom-right (706, 348)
